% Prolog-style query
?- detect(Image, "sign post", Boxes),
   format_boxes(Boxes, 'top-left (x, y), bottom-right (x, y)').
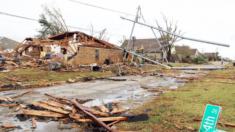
top-left (199, 104), bottom-right (222, 132)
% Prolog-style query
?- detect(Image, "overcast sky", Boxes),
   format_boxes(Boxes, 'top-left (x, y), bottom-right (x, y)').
top-left (0, 0), bottom-right (234, 59)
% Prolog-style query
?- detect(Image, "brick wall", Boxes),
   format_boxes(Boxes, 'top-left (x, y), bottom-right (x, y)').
top-left (68, 47), bottom-right (124, 65)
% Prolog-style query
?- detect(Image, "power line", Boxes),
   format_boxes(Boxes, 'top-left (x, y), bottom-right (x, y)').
top-left (69, 0), bottom-right (135, 16)
top-left (0, 11), bottom-right (126, 37)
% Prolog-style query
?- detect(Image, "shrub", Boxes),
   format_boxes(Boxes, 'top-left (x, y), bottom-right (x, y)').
top-left (192, 56), bottom-right (208, 64)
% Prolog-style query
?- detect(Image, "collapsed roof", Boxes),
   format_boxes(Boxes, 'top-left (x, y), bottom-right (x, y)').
top-left (13, 31), bottom-right (120, 56)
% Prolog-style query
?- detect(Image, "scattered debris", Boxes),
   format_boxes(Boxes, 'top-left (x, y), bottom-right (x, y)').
top-left (1, 123), bottom-right (16, 128)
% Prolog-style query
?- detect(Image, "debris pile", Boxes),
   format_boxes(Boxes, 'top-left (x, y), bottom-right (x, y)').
top-left (0, 92), bottom-right (148, 132)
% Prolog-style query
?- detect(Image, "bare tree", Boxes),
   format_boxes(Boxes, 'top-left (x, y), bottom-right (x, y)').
top-left (97, 28), bottom-right (110, 42)
top-left (90, 24), bottom-right (94, 37)
top-left (156, 13), bottom-right (185, 61)
top-left (36, 5), bottom-right (69, 38)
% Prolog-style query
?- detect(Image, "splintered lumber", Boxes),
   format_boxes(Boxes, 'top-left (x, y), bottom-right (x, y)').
top-left (192, 119), bottom-right (235, 127)
top-left (48, 98), bottom-right (70, 105)
top-left (32, 117), bottom-right (36, 128)
top-left (45, 93), bottom-right (70, 101)
top-left (42, 100), bottom-right (72, 111)
top-left (11, 102), bottom-right (22, 108)
top-left (78, 117), bottom-right (127, 122)
top-left (72, 105), bottom-right (76, 116)
top-left (70, 99), bottom-right (116, 132)
top-left (15, 107), bottom-right (21, 112)
top-left (98, 104), bottom-right (109, 113)
top-left (107, 120), bottom-right (121, 127)
top-left (32, 102), bottom-right (70, 115)
top-left (20, 104), bottom-right (28, 109)
top-left (0, 97), bottom-right (8, 102)
top-left (23, 110), bottom-right (65, 117)
top-left (1, 123), bottom-right (16, 128)
top-left (110, 106), bottom-right (126, 114)
top-left (7, 97), bottom-right (14, 102)
top-left (84, 107), bottom-right (109, 117)
top-left (69, 113), bottom-right (83, 120)
top-left (11, 91), bottom-right (31, 98)
top-left (41, 100), bottom-right (62, 108)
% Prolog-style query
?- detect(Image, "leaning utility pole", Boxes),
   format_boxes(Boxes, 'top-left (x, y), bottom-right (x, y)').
top-left (123, 6), bottom-right (140, 62)
top-left (120, 6), bottom-right (230, 70)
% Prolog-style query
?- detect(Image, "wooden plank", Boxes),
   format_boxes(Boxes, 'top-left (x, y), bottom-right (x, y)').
top-left (44, 93), bottom-right (70, 101)
top-left (47, 98), bottom-right (70, 105)
top-left (32, 102), bottom-right (70, 115)
top-left (32, 117), bottom-right (36, 128)
top-left (15, 107), bottom-right (21, 112)
top-left (1, 123), bottom-right (16, 128)
top-left (98, 104), bottom-right (109, 113)
top-left (23, 110), bottom-right (65, 117)
top-left (69, 113), bottom-right (83, 120)
top-left (11, 91), bottom-right (31, 98)
top-left (20, 104), bottom-right (28, 109)
top-left (7, 97), bottom-right (14, 102)
top-left (0, 97), bottom-right (8, 102)
top-left (84, 107), bottom-right (109, 117)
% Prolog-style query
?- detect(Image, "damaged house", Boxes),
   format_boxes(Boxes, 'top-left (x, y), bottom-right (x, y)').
top-left (14, 31), bottom-right (124, 65)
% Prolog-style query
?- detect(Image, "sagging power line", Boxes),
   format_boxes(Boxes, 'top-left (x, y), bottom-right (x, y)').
top-left (69, 0), bottom-right (135, 16)
top-left (0, 11), bottom-right (126, 38)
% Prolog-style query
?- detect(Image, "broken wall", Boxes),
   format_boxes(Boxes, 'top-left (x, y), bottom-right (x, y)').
top-left (25, 46), bottom-right (40, 57)
top-left (68, 47), bottom-right (124, 65)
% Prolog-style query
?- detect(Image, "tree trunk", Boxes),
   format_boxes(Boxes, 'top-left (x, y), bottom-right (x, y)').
top-left (167, 46), bottom-right (171, 61)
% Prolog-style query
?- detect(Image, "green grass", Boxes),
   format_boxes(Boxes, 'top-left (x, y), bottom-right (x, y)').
top-left (116, 68), bottom-right (235, 132)
top-left (170, 63), bottom-right (190, 67)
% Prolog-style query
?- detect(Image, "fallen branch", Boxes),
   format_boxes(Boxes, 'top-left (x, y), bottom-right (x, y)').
top-left (23, 110), bottom-right (65, 117)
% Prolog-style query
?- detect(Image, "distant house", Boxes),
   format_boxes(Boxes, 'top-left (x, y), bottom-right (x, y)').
top-left (121, 38), bottom-right (173, 60)
top-left (204, 52), bottom-right (216, 60)
top-left (174, 46), bottom-right (200, 58)
top-left (0, 37), bottom-right (19, 51)
top-left (172, 46), bottom-right (202, 62)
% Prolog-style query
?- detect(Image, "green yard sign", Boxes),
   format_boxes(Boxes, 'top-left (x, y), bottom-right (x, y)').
top-left (199, 104), bottom-right (222, 132)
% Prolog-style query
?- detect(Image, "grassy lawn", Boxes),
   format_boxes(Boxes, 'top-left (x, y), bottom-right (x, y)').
top-left (170, 63), bottom-right (191, 67)
top-left (0, 69), bottom-right (114, 85)
top-left (225, 62), bottom-right (234, 67)
top-left (117, 68), bottom-right (235, 132)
